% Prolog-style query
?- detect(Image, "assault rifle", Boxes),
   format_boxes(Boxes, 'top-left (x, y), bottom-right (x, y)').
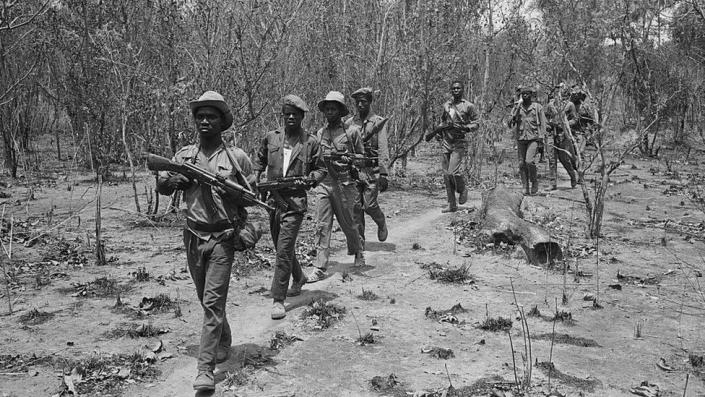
top-left (258, 176), bottom-right (315, 193)
top-left (147, 153), bottom-right (274, 212)
top-left (323, 153), bottom-right (378, 168)
top-left (424, 123), bottom-right (457, 142)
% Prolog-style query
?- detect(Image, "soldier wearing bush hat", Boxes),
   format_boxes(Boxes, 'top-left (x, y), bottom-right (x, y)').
top-left (346, 87), bottom-right (390, 245)
top-left (253, 94), bottom-right (325, 320)
top-left (157, 90), bottom-right (258, 392)
top-left (310, 91), bottom-right (366, 282)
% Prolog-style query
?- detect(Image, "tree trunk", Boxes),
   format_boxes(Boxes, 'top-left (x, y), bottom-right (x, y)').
top-left (479, 186), bottom-right (563, 264)
top-left (121, 113), bottom-right (141, 213)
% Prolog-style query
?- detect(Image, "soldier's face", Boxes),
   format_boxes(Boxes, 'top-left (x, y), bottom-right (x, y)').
top-left (521, 91), bottom-right (532, 102)
top-left (355, 98), bottom-right (370, 115)
top-left (282, 105), bottom-right (304, 129)
top-left (451, 83), bottom-right (463, 99)
top-left (194, 106), bottom-right (223, 136)
top-left (322, 103), bottom-right (341, 123)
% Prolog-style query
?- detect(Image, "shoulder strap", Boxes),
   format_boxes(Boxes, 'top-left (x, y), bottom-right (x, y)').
top-left (224, 146), bottom-right (254, 192)
top-left (343, 125), bottom-right (356, 153)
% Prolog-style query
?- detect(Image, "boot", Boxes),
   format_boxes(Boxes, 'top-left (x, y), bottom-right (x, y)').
top-left (529, 164), bottom-right (539, 195)
top-left (442, 175), bottom-right (457, 213)
top-left (456, 176), bottom-right (468, 205)
top-left (354, 252), bottom-right (366, 267)
top-left (519, 165), bottom-right (530, 195)
top-left (568, 168), bottom-right (577, 188)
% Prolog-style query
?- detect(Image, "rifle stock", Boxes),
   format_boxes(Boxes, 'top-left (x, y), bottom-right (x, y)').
top-left (147, 153), bottom-right (274, 212)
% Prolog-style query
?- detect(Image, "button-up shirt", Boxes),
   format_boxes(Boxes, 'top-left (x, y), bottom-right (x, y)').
top-left (253, 128), bottom-right (326, 212)
top-left (344, 113), bottom-right (389, 177)
top-left (512, 102), bottom-right (546, 141)
top-left (441, 99), bottom-right (479, 151)
top-left (317, 122), bottom-right (364, 185)
top-left (158, 144), bottom-right (255, 240)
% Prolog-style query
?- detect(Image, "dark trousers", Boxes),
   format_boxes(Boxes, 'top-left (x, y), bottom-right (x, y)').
top-left (184, 230), bottom-right (234, 372)
top-left (354, 180), bottom-right (386, 245)
top-left (269, 207), bottom-right (304, 301)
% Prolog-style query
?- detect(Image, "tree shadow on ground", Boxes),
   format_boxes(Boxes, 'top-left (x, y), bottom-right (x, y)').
top-left (364, 242), bottom-right (397, 252)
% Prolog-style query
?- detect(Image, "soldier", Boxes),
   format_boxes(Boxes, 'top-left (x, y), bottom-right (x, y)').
top-left (544, 85), bottom-right (578, 189)
top-left (309, 91), bottom-right (366, 283)
top-left (156, 91), bottom-right (258, 391)
top-left (566, 87), bottom-right (588, 156)
top-left (346, 87), bottom-right (389, 245)
top-left (254, 95), bottom-right (326, 320)
top-left (509, 86), bottom-right (547, 195)
top-left (436, 80), bottom-right (479, 213)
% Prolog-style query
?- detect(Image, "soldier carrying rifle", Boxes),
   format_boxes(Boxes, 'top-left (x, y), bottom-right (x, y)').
top-left (253, 95), bottom-right (326, 320)
top-left (508, 85), bottom-right (547, 195)
top-left (310, 91), bottom-right (366, 282)
top-left (427, 80), bottom-right (479, 213)
top-left (346, 87), bottom-right (389, 245)
top-left (155, 91), bottom-right (259, 391)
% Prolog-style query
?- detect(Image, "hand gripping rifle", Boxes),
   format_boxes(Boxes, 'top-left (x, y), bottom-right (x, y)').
top-left (322, 153), bottom-right (378, 168)
top-left (147, 153), bottom-right (274, 212)
top-left (258, 176), bottom-right (315, 193)
top-left (424, 123), bottom-right (456, 142)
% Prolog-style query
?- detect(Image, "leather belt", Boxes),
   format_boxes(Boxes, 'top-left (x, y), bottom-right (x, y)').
top-left (187, 219), bottom-right (233, 233)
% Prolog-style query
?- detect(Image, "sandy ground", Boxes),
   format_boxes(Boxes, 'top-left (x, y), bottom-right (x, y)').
top-left (1, 143), bottom-right (705, 397)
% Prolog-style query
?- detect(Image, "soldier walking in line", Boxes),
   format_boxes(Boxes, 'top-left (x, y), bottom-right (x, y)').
top-left (434, 80), bottom-right (479, 213)
top-left (309, 91), bottom-right (366, 282)
top-left (544, 85), bottom-right (578, 189)
top-left (254, 95), bottom-right (326, 320)
top-left (508, 86), bottom-right (547, 195)
top-left (156, 91), bottom-right (259, 391)
top-left (346, 87), bottom-right (389, 245)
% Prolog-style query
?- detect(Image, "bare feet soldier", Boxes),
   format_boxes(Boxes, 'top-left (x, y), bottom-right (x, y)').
top-left (253, 95), bottom-right (326, 320)
top-left (509, 86), bottom-right (547, 195)
top-left (346, 87), bottom-right (389, 245)
top-left (431, 80), bottom-right (479, 213)
top-left (156, 91), bottom-right (259, 391)
top-left (309, 91), bottom-right (366, 282)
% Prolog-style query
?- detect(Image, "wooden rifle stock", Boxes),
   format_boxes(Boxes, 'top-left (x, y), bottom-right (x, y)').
top-left (147, 153), bottom-right (274, 212)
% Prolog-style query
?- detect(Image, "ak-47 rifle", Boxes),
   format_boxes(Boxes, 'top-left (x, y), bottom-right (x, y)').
top-left (258, 176), bottom-right (315, 193)
top-left (147, 153), bottom-right (274, 212)
top-left (424, 123), bottom-right (457, 142)
top-left (322, 153), bottom-right (379, 168)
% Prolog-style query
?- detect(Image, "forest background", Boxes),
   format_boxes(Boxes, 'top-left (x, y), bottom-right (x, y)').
top-left (0, 0), bottom-right (704, 194)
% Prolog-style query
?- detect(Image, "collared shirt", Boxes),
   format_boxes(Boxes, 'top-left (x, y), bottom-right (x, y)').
top-left (441, 99), bottom-right (479, 151)
top-left (317, 122), bottom-right (364, 185)
top-left (159, 144), bottom-right (255, 240)
top-left (253, 128), bottom-right (326, 212)
top-left (513, 102), bottom-right (546, 141)
top-left (344, 113), bottom-right (389, 176)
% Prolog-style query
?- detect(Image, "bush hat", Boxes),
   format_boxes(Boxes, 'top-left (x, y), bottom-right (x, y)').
top-left (351, 87), bottom-right (374, 101)
top-left (190, 91), bottom-right (233, 130)
top-left (282, 94), bottom-right (309, 113)
top-left (317, 91), bottom-right (349, 117)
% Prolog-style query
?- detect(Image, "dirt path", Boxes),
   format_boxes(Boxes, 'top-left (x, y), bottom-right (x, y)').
top-left (128, 195), bottom-right (453, 397)
top-left (3, 149), bottom-right (705, 397)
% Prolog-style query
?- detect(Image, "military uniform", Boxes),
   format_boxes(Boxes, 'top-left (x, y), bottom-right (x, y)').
top-left (439, 99), bottom-right (479, 210)
top-left (158, 143), bottom-right (255, 375)
top-left (255, 127), bottom-right (325, 299)
top-left (510, 99), bottom-right (547, 194)
top-left (345, 110), bottom-right (389, 245)
top-left (545, 98), bottom-right (578, 188)
top-left (314, 121), bottom-right (365, 269)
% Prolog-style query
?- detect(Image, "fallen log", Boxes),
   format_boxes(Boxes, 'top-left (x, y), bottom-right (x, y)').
top-left (480, 186), bottom-right (562, 264)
